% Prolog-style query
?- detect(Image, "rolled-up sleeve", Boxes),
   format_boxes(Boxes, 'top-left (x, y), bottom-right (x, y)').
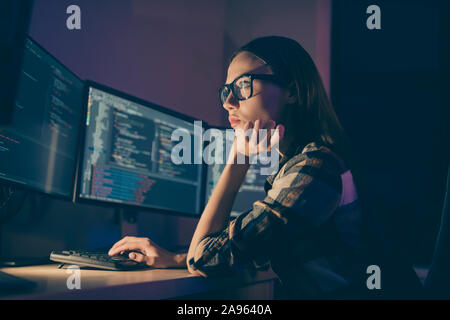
top-left (188, 146), bottom-right (343, 277)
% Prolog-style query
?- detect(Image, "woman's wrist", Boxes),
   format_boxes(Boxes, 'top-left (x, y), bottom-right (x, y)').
top-left (173, 252), bottom-right (187, 268)
top-left (221, 161), bottom-right (250, 194)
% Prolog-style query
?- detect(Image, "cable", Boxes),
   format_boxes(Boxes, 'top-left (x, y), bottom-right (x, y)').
top-left (0, 186), bottom-right (28, 260)
top-left (0, 186), bottom-right (28, 224)
top-left (0, 186), bottom-right (15, 209)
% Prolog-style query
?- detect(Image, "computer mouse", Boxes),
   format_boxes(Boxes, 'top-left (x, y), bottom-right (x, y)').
top-left (112, 250), bottom-right (145, 260)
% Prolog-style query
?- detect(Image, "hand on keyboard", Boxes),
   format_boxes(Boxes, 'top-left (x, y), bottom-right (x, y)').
top-left (50, 250), bottom-right (148, 271)
top-left (108, 236), bottom-right (187, 269)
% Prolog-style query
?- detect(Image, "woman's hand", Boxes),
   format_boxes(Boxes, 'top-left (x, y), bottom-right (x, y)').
top-left (108, 236), bottom-right (186, 268)
top-left (230, 118), bottom-right (285, 164)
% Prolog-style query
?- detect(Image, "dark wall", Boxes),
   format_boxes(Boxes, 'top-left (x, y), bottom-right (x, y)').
top-left (27, 0), bottom-right (227, 127)
top-left (331, 0), bottom-right (449, 264)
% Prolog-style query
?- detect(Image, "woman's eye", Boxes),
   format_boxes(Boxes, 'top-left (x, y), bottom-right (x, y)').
top-left (237, 81), bottom-right (251, 88)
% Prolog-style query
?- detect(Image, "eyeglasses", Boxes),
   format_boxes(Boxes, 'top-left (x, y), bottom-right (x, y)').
top-left (218, 73), bottom-right (286, 107)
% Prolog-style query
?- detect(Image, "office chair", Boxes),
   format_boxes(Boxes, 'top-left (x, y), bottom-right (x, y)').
top-left (424, 163), bottom-right (450, 298)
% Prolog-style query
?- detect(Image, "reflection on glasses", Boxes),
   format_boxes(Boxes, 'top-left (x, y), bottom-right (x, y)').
top-left (218, 73), bottom-right (286, 107)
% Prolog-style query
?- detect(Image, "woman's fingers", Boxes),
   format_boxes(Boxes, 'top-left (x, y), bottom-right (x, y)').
top-left (258, 120), bottom-right (275, 151)
top-left (128, 252), bottom-right (146, 263)
top-left (269, 124), bottom-right (285, 152)
top-left (234, 118), bottom-right (284, 159)
top-left (253, 119), bottom-right (279, 154)
top-left (249, 119), bottom-right (260, 154)
top-left (108, 243), bottom-right (140, 256)
top-left (108, 237), bottom-right (129, 254)
top-left (235, 120), bottom-right (252, 158)
top-left (108, 238), bottom-right (148, 256)
top-left (109, 236), bottom-right (136, 253)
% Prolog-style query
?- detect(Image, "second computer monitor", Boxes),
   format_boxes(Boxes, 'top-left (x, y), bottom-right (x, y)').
top-left (77, 82), bottom-right (204, 215)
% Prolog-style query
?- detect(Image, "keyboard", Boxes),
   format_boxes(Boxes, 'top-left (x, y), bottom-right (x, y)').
top-left (50, 250), bottom-right (148, 271)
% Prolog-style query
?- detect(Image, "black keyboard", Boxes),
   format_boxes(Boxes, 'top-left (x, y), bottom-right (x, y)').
top-left (50, 250), bottom-right (148, 271)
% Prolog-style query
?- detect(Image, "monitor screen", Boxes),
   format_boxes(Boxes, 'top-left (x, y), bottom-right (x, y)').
top-left (77, 83), bottom-right (204, 215)
top-left (0, 37), bottom-right (84, 198)
top-left (0, 0), bottom-right (34, 124)
top-left (204, 127), bottom-right (268, 217)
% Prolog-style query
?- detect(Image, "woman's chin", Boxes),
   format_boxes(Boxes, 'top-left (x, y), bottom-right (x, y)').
top-left (230, 121), bottom-right (242, 130)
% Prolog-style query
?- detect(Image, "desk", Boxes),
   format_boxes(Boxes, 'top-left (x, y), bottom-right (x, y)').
top-left (0, 264), bottom-right (278, 300)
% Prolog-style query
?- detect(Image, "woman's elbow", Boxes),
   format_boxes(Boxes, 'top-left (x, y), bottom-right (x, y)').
top-left (187, 265), bottom-right (207, 277)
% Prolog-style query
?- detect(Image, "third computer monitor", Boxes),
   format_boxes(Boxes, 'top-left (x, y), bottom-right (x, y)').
top-left (77, 82), bottom-right (204, 215)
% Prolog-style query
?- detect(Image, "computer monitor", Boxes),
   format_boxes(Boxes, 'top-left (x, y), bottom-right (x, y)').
top-left (204, 126), bottom-right (268, 217)
top-left (0, 37), bottom-right (85, 198)
top-left (0, 0), bottom-right (34, 125)
top-left (76, 82), bottom-right (204, 216)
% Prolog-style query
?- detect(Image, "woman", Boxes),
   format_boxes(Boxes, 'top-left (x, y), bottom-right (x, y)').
top-left (108, 36), bottom-right (380, 298)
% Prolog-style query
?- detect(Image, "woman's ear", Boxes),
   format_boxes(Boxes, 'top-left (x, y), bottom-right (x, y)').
top-left (284, 83), bottom-right (297, 105)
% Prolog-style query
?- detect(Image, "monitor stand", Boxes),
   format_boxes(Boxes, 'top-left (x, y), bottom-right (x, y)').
top-left (0, 223), bottom-right (50, 267)
top-left (0, 188), bottom-right (50, 267)
top-left (117, 208), bottom-right (139, 238)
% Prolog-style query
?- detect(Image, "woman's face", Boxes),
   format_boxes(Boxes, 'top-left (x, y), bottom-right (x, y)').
top-left (223, 51), bottom-right (288, 130)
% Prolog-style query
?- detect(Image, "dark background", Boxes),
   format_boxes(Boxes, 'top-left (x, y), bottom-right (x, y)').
top-left (331, 0), bottom-right (449, 264)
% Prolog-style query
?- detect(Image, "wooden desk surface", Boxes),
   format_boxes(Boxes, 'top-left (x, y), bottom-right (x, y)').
top-left (0, 264), bottom-right (277, 300)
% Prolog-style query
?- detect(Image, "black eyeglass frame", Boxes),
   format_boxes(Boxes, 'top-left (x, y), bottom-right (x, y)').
top-left (218, 73), bottom-right (287, 107)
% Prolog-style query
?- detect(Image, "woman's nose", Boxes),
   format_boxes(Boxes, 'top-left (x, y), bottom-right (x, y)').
top-left (222, 91), bottom-right (239, 111)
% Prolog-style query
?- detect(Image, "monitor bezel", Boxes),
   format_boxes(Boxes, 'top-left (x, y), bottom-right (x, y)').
top-left (0, 36), bottom-right (85, 201)
top-left (74, 80), bottom-right (209, 218)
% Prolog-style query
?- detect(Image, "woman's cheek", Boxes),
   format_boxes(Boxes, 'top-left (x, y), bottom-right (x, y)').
top-left (242, 102), bottom-right (266, 121)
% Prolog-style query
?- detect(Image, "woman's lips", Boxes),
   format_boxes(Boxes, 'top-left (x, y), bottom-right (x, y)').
top-left (228, 116), bottom-right (241, 127)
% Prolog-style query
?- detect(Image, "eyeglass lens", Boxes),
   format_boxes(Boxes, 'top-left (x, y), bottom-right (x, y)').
top-left (220, 75), bottom-right (252, 105)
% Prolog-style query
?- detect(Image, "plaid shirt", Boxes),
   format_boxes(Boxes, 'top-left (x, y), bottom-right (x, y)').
top-left (188, 142), bottom-right (368, 298)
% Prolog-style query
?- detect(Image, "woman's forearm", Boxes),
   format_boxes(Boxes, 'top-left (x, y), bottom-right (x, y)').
top-left (187, 160), bottom-right (250, 270)
top-left (174, 252), bottom-right (188, 267)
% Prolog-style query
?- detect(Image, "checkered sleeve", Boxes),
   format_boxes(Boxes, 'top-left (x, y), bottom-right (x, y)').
top-left (188, 145), bottom-right (344, 277)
